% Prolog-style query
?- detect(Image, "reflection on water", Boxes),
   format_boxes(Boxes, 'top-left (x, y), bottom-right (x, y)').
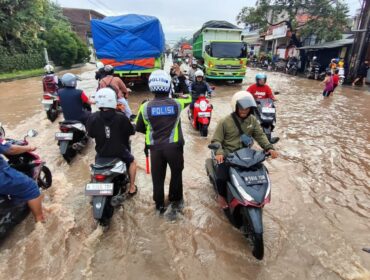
top-left (0, 64), bottom-right (369, 280)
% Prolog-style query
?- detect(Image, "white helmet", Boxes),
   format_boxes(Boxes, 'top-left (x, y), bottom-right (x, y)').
top-left (195, 70), bottom-right (204, 77)
top-left (95, 88), bottom-right (117, 109)
top-left (231, 91), bottom-right (257, 112)
top-left (148, 70), bottom-right (171, 94)
top-left (44, 64), bottom-right (54, 73)
top-left (96, 61), bottom-right (104, 69)
top-left (313, 56), bottom-right (317, 60)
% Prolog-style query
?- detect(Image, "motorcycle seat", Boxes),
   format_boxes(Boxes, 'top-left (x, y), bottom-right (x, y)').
top-left (92, 157), bottom-right (121, 169)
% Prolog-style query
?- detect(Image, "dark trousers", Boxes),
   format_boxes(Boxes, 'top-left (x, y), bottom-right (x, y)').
top-left (150, 146), bottom-right (184, 205)
top-left (215, 162), bottom-right (229, 198)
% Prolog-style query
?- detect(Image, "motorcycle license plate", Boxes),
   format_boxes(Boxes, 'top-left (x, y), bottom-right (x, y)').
top-left (85, 183), bottom-right (113, 196)
top-left (244, 174), bottom-right (268, 185)
top-left (42, 100), bottom-right (54, 105)
top-left (262, 107), bottom-right (275, 114)
top-left (198, 112), bottom-right (211, 117)
top-left (55, 132), bottom-right (73, 140)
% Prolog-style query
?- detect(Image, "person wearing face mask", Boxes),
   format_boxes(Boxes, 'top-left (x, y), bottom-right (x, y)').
top-left (210, 91), bottom-right (278, 208)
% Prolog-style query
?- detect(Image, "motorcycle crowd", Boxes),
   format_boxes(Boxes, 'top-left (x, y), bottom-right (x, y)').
top-left (248, 54), bottom-right (346, 84)
top-left (0, 59), bottom-right (281, 260)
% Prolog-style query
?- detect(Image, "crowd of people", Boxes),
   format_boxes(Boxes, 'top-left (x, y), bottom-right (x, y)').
top-left (0, 60), bottom-right (285, 222)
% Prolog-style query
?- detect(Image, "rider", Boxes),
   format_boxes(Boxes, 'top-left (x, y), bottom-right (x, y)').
top-left (0, 136), bottom-right (44, 222)
top-left (136, 70), bottom-right (192, 214)
top-left (86, 88), bottom-right (138, 195)
top-left (211, 91), bottom-right (278, 208)
top-left (95, 61), bottom-right (106, 82)
top-left (188, 62), bottom-right (198, 83)
top-left (42, 64), bottom-right (62, 94)
top-left (170, 62), bottom-right (189, 95)
top-left (189, 70), bottom-right (212, 113)
top-left (99, 65), bottom-right (130, 99)
top-left (58, 73), bottom-right (92, 125)
top-left (246, 73), bottom-right (276, 100)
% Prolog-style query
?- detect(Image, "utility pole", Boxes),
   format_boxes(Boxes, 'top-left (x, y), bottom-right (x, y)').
top-left (347, 0), bottom-right (370, 82)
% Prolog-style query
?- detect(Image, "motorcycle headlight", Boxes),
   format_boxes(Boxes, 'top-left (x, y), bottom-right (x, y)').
top-left (199, 100), bottom-right (208, 112)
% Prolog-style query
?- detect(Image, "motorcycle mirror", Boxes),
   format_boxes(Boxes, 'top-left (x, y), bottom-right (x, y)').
top-left (274, 91), bottom-right (280, 95)
top-left (27, 129), bottom-right (38, 138)
top-left (208, 143), bottom-right (220, 150)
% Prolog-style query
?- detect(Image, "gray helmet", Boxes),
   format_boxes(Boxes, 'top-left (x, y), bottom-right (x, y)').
top-left (61, 73), bottom-right (77, 88)
top-left (231, 91), bottom-right (257, 112)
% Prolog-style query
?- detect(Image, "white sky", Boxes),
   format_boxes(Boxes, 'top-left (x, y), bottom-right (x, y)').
top-left (55, 0), bottom-right (362, 41)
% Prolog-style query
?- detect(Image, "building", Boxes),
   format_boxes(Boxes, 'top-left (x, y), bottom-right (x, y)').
top-left (62, 8), bottom-right (105, 46)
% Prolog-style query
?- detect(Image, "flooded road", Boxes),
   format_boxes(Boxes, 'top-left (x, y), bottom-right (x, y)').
top-left (0, 64), bottom-right (369, 280)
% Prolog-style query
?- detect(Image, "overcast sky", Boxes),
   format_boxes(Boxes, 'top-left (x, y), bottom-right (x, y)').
top-left (55, 0), bottom-right (362, 42)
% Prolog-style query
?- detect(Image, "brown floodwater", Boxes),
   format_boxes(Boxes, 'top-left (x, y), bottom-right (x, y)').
top-left (0, 62), bottom-right (369, 280)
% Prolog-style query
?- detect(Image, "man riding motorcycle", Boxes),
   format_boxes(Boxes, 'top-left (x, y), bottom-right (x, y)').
top-left (136, 70), bottom-right (192, 214)
top-left (188, 63), bottom-right (198, 83)
top-left (43, 64), bottom-right (62, 94)
top-left (246, 73), bottom-right (276, 101)
top-left (211, 91), bottom-right (278, 208)
top-left (86, 88), bottom-right (138, 196)
top-left (189, 70), bottom-right (213, 113)
top-left (58, 73), bottom-right (91, 125)
top-left (0, 136), bottom-right (44, 222)
top-left (99, 65), bottom-right (130, 99)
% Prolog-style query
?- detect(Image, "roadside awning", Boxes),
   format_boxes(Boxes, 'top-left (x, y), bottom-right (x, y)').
top-left (298, 38), bottom-right (354, 50)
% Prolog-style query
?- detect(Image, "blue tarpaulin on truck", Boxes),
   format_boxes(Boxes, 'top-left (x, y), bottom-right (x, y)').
top-left (91, 14), bottom-right (165, 70)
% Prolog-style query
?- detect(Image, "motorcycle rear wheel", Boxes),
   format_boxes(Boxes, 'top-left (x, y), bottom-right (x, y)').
top-left (46, 108), bottom-right (58, 122)
top-left (37, 166), bottom-right (52, 189)
top-left (200, 124), bottom-right (208, 137)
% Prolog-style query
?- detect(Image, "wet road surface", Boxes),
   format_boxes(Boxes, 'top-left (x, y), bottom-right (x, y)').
top-left (0, 63), bottom-right (369, 280)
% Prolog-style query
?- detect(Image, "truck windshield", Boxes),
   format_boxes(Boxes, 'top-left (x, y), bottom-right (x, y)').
top-left (210, 42), bottom-right (246, 58)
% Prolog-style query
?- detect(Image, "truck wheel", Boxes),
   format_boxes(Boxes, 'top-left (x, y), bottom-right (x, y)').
top-left (234, 79), bottom-right (243, 84)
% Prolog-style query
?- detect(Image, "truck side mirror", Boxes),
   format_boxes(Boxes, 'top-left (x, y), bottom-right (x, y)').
top-left (205, 45), bottom-right (211, 55)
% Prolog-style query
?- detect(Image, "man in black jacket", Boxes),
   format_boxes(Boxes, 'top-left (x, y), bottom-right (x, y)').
top-left (87, 88), bottom-right (137, 195)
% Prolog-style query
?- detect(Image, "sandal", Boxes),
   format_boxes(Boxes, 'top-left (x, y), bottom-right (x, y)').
top-left (128, 185), bottom-right (138, 196)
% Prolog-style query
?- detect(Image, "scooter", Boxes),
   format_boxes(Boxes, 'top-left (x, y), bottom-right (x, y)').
top-left (41, 93), bottom-right (61, 122)
top-left (0, 126), bottom-right (52, 240)
top-left (205, 135), bottom-right (271, 260)
top-left (85, 157), bottom-right (129, 227)
top-left (55, 121), bottom-right (88, 163)
top-left (286, 61), bottom-right (298, 76)
top-left (254, 98), bottom-right (279, 144)
top-left (305, 63), bottom-right (321, 80)
top-left (188, 90), bottom-right (213, 137)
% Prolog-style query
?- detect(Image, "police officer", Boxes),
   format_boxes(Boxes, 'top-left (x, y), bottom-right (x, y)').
top-left (136, 70), bottom-right (191, 214)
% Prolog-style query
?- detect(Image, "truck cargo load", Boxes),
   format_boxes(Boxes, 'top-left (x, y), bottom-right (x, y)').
top-left (91, 14), bottom-right (165, 84)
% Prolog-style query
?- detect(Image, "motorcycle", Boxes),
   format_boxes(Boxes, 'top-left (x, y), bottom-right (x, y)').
top-left (254, 98), bottom-right (278, 144)
top-left (85, 157), bottom-right (129, 226)
top-left (55, 121), bottom-right (88, 163)
top-left (41, 93), bottom-right (61, 122)
top-left (205, 136), bottom-right (271, 260)
top-left (338, 67), bottom-right (345, 85)
top-left (188, 90), bottom-right (213, 137)
top-left (305, 63), bottom-right (321, 80)
top-left (0, 126), bottom-right (52, 240)
top-left (286, 61), bottom-right (298, 76)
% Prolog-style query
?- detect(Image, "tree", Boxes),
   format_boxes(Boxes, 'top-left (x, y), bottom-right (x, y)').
top-left (237, 0), bottom-right (350, 45)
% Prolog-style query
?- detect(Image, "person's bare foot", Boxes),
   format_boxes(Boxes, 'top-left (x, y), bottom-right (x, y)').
top-left (128, 185), bottom-right (137, 196)
top-left (217, 195), bottom-right (228, 209)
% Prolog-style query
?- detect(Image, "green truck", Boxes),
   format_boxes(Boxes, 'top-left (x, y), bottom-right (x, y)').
top-left (193, 21), bottom-right (247, 83)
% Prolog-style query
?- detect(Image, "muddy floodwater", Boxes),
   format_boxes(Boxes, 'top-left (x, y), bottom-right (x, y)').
top-left (0, 62), bottom-right (369, 280)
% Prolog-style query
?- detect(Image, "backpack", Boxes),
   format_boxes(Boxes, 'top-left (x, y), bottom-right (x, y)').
top-left (43, 75), bottom-right (57, 93)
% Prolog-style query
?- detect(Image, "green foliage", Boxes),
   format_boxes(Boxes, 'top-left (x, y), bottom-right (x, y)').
top-left (0, 0), bottom-right (91, 70)
top-left (237, 0), bottom-right (350, 42)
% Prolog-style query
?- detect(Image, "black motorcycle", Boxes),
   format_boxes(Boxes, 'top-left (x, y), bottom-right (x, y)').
top-left (305, 63), bottom-right (321, 80)
top-left (286, 61), bottom-right (298, 76)
top-left (41, 93), bottom-right (61, 122)
top-left (0, 127), bottom-right (52, 240)
top-left (254, 98), bottom-right (279, 144)
top-left (55, 121), bottom-right (88, 163)
top-left (85, 157), bottom-right (129, 226)
top-left (205, 136), bottom-right (272, 260)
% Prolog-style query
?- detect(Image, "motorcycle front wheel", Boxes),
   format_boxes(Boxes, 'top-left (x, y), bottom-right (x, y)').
top-left (241, 208), bottom-right (264, 260)
top-left (37, 166), bottom-right (52, 189)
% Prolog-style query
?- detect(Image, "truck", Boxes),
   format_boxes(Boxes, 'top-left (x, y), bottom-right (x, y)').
top-left (91, 14), bottom-right (165, 86)
top-left (193, 21), bottom-right (247, 83)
